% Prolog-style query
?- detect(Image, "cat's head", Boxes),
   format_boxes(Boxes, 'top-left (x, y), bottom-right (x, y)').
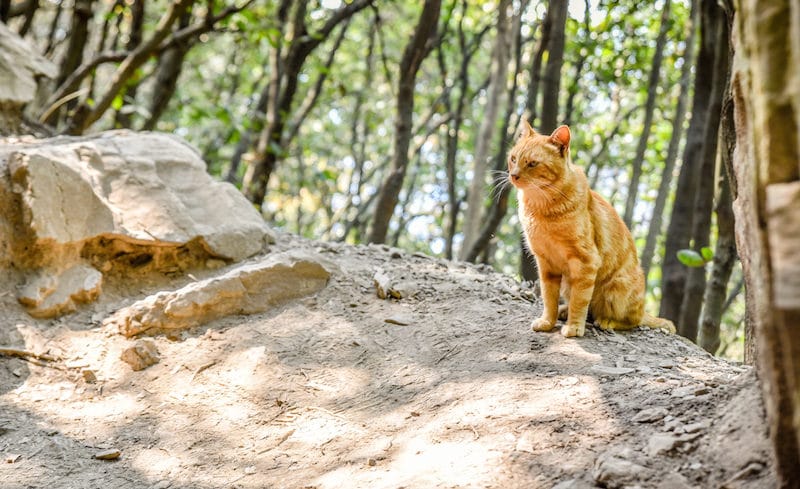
top-left (507, 120), bottom-right (571, 189)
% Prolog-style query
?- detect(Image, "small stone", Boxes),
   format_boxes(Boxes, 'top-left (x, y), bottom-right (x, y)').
top-left (82, 369), bottom-right (97, 383)
top-left (153, 481), bottom-right (172, 489)
top-left (590, 365), bottom-right (635, 376)
top-left (94, 448), bottom-right (121, 460)
top-left (656, 473), bottom-right (693, 489)
top-left (559, 376), bottom-right (580, 386)
top-left (373, 269), bottom-right (393, 299)
top-left (658, 360), bottom-right (677, 369)
top-left (5, 453), bottom-right (21, 463)
top-left (683, 421), bottom-right (709, 434)
top-left (672, 385), bottom-right (708, 397)
top-left (648, 434), bottom-right (680, 456)
top-left (120, 339), bottom-right (160, 371)
top-left (385, 315), bottom-right (412, 326)
top-left (367, 458), bottom-right (377, 466)
top-left (244, 466), bottom-right (256, 475)
top-left (632, 407), bottom-right (669, 423)
top-left (552, 479), bottom-right (593, 489)
top-left (593, 453), bottom-right (650, 488)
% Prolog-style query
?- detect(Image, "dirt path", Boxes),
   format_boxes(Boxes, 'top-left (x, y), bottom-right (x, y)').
top-left (0, 234), bottom-right (774, 488)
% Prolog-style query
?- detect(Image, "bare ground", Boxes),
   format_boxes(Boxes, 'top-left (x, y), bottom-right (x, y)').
top-left (0, 233), bottom-right (775, 488)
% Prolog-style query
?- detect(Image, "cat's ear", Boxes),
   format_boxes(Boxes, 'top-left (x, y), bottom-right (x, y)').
top-left (517, 118), bottom-right (535, 139)
top-left (550, 125), bottom-right (571, 151)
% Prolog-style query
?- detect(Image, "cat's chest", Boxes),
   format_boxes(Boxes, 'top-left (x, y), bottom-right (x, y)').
top-left (519, 210), bottom-right (590, 265)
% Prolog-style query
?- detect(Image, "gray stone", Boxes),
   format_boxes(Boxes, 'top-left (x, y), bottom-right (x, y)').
top-left (632, 407), bottom-right (669, 423)
top-left (672, 385), bottom-right (709, 398)
top-left (590, 365), bottom-right (635, 376)
top-left (105, 251), bottom-right (332, 337)
top-left (648, 433), bottom-right (680, 456)
top-left (656, 473), bottom-right (694, 489)
top-left (121, 339), bottom-right (160, 371)
top-left (593, 453), bottom-right (650, 488)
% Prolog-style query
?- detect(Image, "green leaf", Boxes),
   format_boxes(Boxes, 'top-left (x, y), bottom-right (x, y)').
top-left (321, 168), bottom-right (337, 181)
top-left (677, 249), bottom-right (706, 268)
top-left (112, 95), bottom-right (124, 111)
top-left (700, 246), bottom-right (714, 262)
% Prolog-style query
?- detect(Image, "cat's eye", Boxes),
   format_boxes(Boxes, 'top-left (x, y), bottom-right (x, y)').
top-left (509, 155), bottom-right (517, 164)
top-left (527, 160), bottom-right (538, 168)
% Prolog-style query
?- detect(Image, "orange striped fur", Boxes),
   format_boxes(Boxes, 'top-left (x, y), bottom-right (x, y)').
top-left (508, 120), bottom-right (675, 337)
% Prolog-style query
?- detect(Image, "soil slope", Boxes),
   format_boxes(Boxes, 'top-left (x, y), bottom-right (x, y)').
top-left (0, 233), bottom-right (775, 488)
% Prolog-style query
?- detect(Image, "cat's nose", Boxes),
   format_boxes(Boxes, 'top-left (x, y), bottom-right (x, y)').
top-left (509, 172), bottom-right (520, 181)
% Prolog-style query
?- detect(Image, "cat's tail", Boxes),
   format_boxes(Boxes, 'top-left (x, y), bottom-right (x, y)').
top-left (641, 313), bottom-right (676, 334)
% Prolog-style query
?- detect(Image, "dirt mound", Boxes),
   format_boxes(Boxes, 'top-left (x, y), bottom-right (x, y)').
top-left (0, 233), bottom-right (774, 488)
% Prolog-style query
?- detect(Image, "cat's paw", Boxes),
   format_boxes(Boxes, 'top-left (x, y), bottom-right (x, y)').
top-left (561, 322), bottom-right (585, 338)
top-left (594, 318), bottom-right (618, 331)
top-left (557, 304), bottom-right (569, 321)
top-left (531, 317), bottom-right (556, 332)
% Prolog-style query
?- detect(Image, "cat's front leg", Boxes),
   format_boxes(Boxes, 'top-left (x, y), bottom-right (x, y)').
top-left (531, 268), bottom-right (560, 332)
top-left (562, 259), bottom-right (598, 337)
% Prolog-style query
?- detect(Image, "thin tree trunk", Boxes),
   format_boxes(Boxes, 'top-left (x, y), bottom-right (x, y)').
top-left (641, 0), bottom-right (698, 280)
top-left (368, 0), bottom-right (441, 244)
top-left (113, 0), bottom-right (146, 128)
top-left (46, 0), bottom-right (94, 125)
top-left (677, 2), bottom-right (730, 341)
top-left (243, 0), bottom-right (373, 206)
top-left (66, 0), bottom-right (195, 134)
top-left (520, 0), bottom-right (568, 281)
top-left (524, 6), bottom-right (552, 125)
top-left (461, 0), bottom-right (511, 259)
top-left (562, 0), bottom-right (591, 127)
top-left (16, 0), bottom-right (39, 36)
top-left (537, 0), bottom-right (567, 133)
top-left (465, 0), bottom-right (528, 263)
top-left (141, 9), bottom-right (192, 130)
top-left (622, 0), bottom-right (671, 228)
top-left (659, 0), bottom-right (721, 324)
top-left (698, 166), bottom-right (735, 354)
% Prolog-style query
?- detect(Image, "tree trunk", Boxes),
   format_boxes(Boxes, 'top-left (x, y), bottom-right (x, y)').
top-left (368, 0), bottom-right (441, 244)
top-left (659, 0), bottom-right (721, 324)
top-left (113, 0), bottom-right (145, 129)
top-left (677, 2), bottom-right (730, 341)
top-left (520, 0), bottom-right (568, 280)
top-left (622, 0), bottom-right (671, 228)
top-left (243, 0), bottom-right (373, 207)
top-left (140, 9), bottom-right (192, 130)
top-left (698, 164), bottom-right (735, 354)
top-left (537, 0), bottom-right (567, 134)
top-left (524, 6), bottom-right (552, 125)
top-left (464, 0), bottom-right (527, 263)
top-left (641, 0), bottom-right (697, 280)
top-left (460, 0), bottom-right (510, 259)
top-left (731, 0), bottom-right (800, 484)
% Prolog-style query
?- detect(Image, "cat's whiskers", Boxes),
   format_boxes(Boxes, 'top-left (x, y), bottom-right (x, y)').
top-left (489, 170), bottom-right (511, 201)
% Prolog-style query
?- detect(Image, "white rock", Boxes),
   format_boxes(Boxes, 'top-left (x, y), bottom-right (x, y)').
top-left (5, 132), bottom-right (274, 262)
top-left (590, 365), bottom-right (635, 376)
top-left (105, 251), bottom-right (333, 337)
top-left (17, 263), bottom-right (102, 318)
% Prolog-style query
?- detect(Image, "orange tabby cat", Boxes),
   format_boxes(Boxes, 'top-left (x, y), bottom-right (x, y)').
top-left (508, 120), bottom-right (675, 337)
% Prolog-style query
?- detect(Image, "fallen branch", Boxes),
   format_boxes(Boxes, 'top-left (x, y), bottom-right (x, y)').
top-left (0, 346), bottom-right (60, 362)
